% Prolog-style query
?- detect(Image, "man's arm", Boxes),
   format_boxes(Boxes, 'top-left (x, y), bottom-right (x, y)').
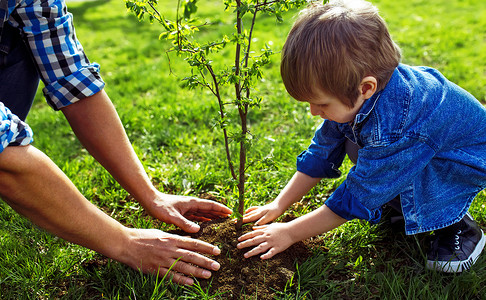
top-left (0, 145), bottom-right (222, 285)
top-left (61, 90), bottom-right (155, 207)
top-left (61, 90), bottom-right (231, 232)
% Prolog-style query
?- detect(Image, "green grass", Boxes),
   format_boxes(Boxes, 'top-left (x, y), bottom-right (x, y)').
top-left (1, 0), bottom-right (486, 298)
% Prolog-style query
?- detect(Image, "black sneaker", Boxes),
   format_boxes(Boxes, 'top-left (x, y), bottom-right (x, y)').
top-left (426, 213), bottom-right (485, 273)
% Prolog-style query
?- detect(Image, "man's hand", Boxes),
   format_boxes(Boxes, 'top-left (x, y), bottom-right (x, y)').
top-left (237, 223), bottom-right (295, 260)
top-left (121, 228), bottom-right (222, 285)
top-left (144, 193), bottom-right (232, 233)
top-left (0, 145), bottom-right (225, 285)
top-left (242, 202), bottom-right (285, 225)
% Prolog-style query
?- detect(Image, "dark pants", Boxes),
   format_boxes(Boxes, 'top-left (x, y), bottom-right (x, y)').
top-left (0, 24), bottom-right (40, 121)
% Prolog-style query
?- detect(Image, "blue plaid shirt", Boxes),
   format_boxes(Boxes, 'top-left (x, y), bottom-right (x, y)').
top-left (0, 102), bottom-right (33, 153)
top-left (0, 0), bottom-right (105, 110)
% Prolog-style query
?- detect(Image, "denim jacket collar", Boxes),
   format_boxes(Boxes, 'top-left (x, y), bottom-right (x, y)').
top-left (353, 91), bottom-right (382, 126)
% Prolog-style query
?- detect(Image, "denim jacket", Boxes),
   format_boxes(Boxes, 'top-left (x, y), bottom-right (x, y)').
top-left (297, 64), bottom-right (486, 235)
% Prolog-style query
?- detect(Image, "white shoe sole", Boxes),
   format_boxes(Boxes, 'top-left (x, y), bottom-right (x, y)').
top-left (426, 229), bottom-right (485, 273)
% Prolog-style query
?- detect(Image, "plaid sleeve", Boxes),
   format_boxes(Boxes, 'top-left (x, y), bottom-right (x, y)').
top-left (0, 102), bottom-right (33, 154)
top-left (8, 0), bottom-right (105, 110)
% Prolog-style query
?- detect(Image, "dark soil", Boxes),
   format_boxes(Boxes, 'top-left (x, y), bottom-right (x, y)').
top-left (174, 217), bottom-right (314, 299)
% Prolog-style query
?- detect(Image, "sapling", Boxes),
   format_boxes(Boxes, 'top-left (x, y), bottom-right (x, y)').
top-left (126, 0), bottom-right (307, 229)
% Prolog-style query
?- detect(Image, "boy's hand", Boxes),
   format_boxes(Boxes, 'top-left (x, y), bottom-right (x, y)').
top-left (236, 223), bottom-right (295, 259)
top-left (242, 202), bottom-right (285, 225)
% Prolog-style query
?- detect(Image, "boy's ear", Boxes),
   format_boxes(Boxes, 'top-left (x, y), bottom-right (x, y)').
top-left (359, 76), bottom-right (377, 99)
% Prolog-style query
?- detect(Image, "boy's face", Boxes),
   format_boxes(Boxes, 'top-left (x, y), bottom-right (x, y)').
top-left (307, 89), bottom-right (366, 123)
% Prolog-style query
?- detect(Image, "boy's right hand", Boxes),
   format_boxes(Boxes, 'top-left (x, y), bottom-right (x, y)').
top-left (242, 202), bottom-right (285, 225)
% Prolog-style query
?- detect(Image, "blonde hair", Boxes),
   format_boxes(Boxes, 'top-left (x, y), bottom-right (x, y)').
top-left (281, 0), bottom-right (401, 107)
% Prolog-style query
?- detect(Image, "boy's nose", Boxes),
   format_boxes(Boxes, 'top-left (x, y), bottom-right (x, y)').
top-left (309, 104), bottom-right (320, 116)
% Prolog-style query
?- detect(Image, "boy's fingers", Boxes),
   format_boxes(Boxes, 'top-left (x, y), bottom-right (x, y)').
top-left (242, 209), bottom-right (262, 221)
top-left (252, 225), bottom-right (268, 230)
top-left (237, 238), bottom-right (256, 249)
top-left (237, 232), bottom-right (269, 250)
top-left (238, 228), bottom-right (263, 241)
top-left (243, 242), bottom-right (270, 258)
top-left (254, 216), bottom-right (271, 226)
top-left (260, 248), bottom-right (277, 260)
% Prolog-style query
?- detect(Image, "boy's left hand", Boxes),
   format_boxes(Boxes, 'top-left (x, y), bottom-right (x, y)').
top-left (237, 223), bottom-right (295, 259)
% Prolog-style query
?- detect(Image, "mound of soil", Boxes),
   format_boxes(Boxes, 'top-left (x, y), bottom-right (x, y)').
top-left (179, 217), bottom-right (314, 299)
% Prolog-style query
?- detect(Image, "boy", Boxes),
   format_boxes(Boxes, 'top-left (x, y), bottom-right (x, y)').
top-left (237, 0), bottom-right (486, 273)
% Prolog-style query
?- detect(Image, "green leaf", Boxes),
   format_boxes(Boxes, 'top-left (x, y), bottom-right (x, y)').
top-left (183, 0), bottom-right (198, 19)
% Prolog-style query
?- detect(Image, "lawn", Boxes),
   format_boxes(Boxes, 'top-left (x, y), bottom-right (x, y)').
top-left (1, 0), bottom-right (486, 298)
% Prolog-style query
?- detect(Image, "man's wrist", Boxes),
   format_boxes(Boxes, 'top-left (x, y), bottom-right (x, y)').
top-left (108, 227), bottom-right (138, 268)
top-left (135, 187), bottom-right (161, 210)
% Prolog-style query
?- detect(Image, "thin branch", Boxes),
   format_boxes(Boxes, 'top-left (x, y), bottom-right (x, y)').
top-left (176, 0), bottom-right (182, 50)
top-left (235, 0), bottom-right (247, 229)
top-left (254, 0), bottom-right (278, 9)
top-left (206, 64), bottom-right (237, 180)
top-left (147, 0), bottom-right (163, 21)
top-left (244, 1), bottom-right (260, 69)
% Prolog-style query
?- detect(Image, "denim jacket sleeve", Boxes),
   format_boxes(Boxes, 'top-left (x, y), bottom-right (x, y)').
top-left (325, 133), bottom-right (436, 223)
top-left (296, 120), bottom-right (347, 179)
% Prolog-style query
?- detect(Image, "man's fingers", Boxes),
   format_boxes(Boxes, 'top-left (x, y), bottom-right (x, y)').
top-left (189, 200), bottom-right (232, 215)
top-left (169, 272), bottom-right (195, 285)
top-left (184, 215), bottom-right (212, 222)
top-left (176, 235), bottom-right (221, 256)
top-left (169, 214), bottom-right (201, 233)
top-left (148, 267), bottom-right (195, 285)
top-left (184, 210), bottom-right (228, 220)
top-left (128, 229), bottom-right (225, 286)
top-left (145, 242), bottom-right (222, 284)
top-left (176, 248), bottom-right (221, 272)
top-left (171, 255), bottom-right (215, 278)
top-left (179, 201), bottom-right (232, 222)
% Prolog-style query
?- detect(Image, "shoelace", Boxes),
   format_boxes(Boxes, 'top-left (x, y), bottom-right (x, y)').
top-left (454, 230), bottom-right (462, 251)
